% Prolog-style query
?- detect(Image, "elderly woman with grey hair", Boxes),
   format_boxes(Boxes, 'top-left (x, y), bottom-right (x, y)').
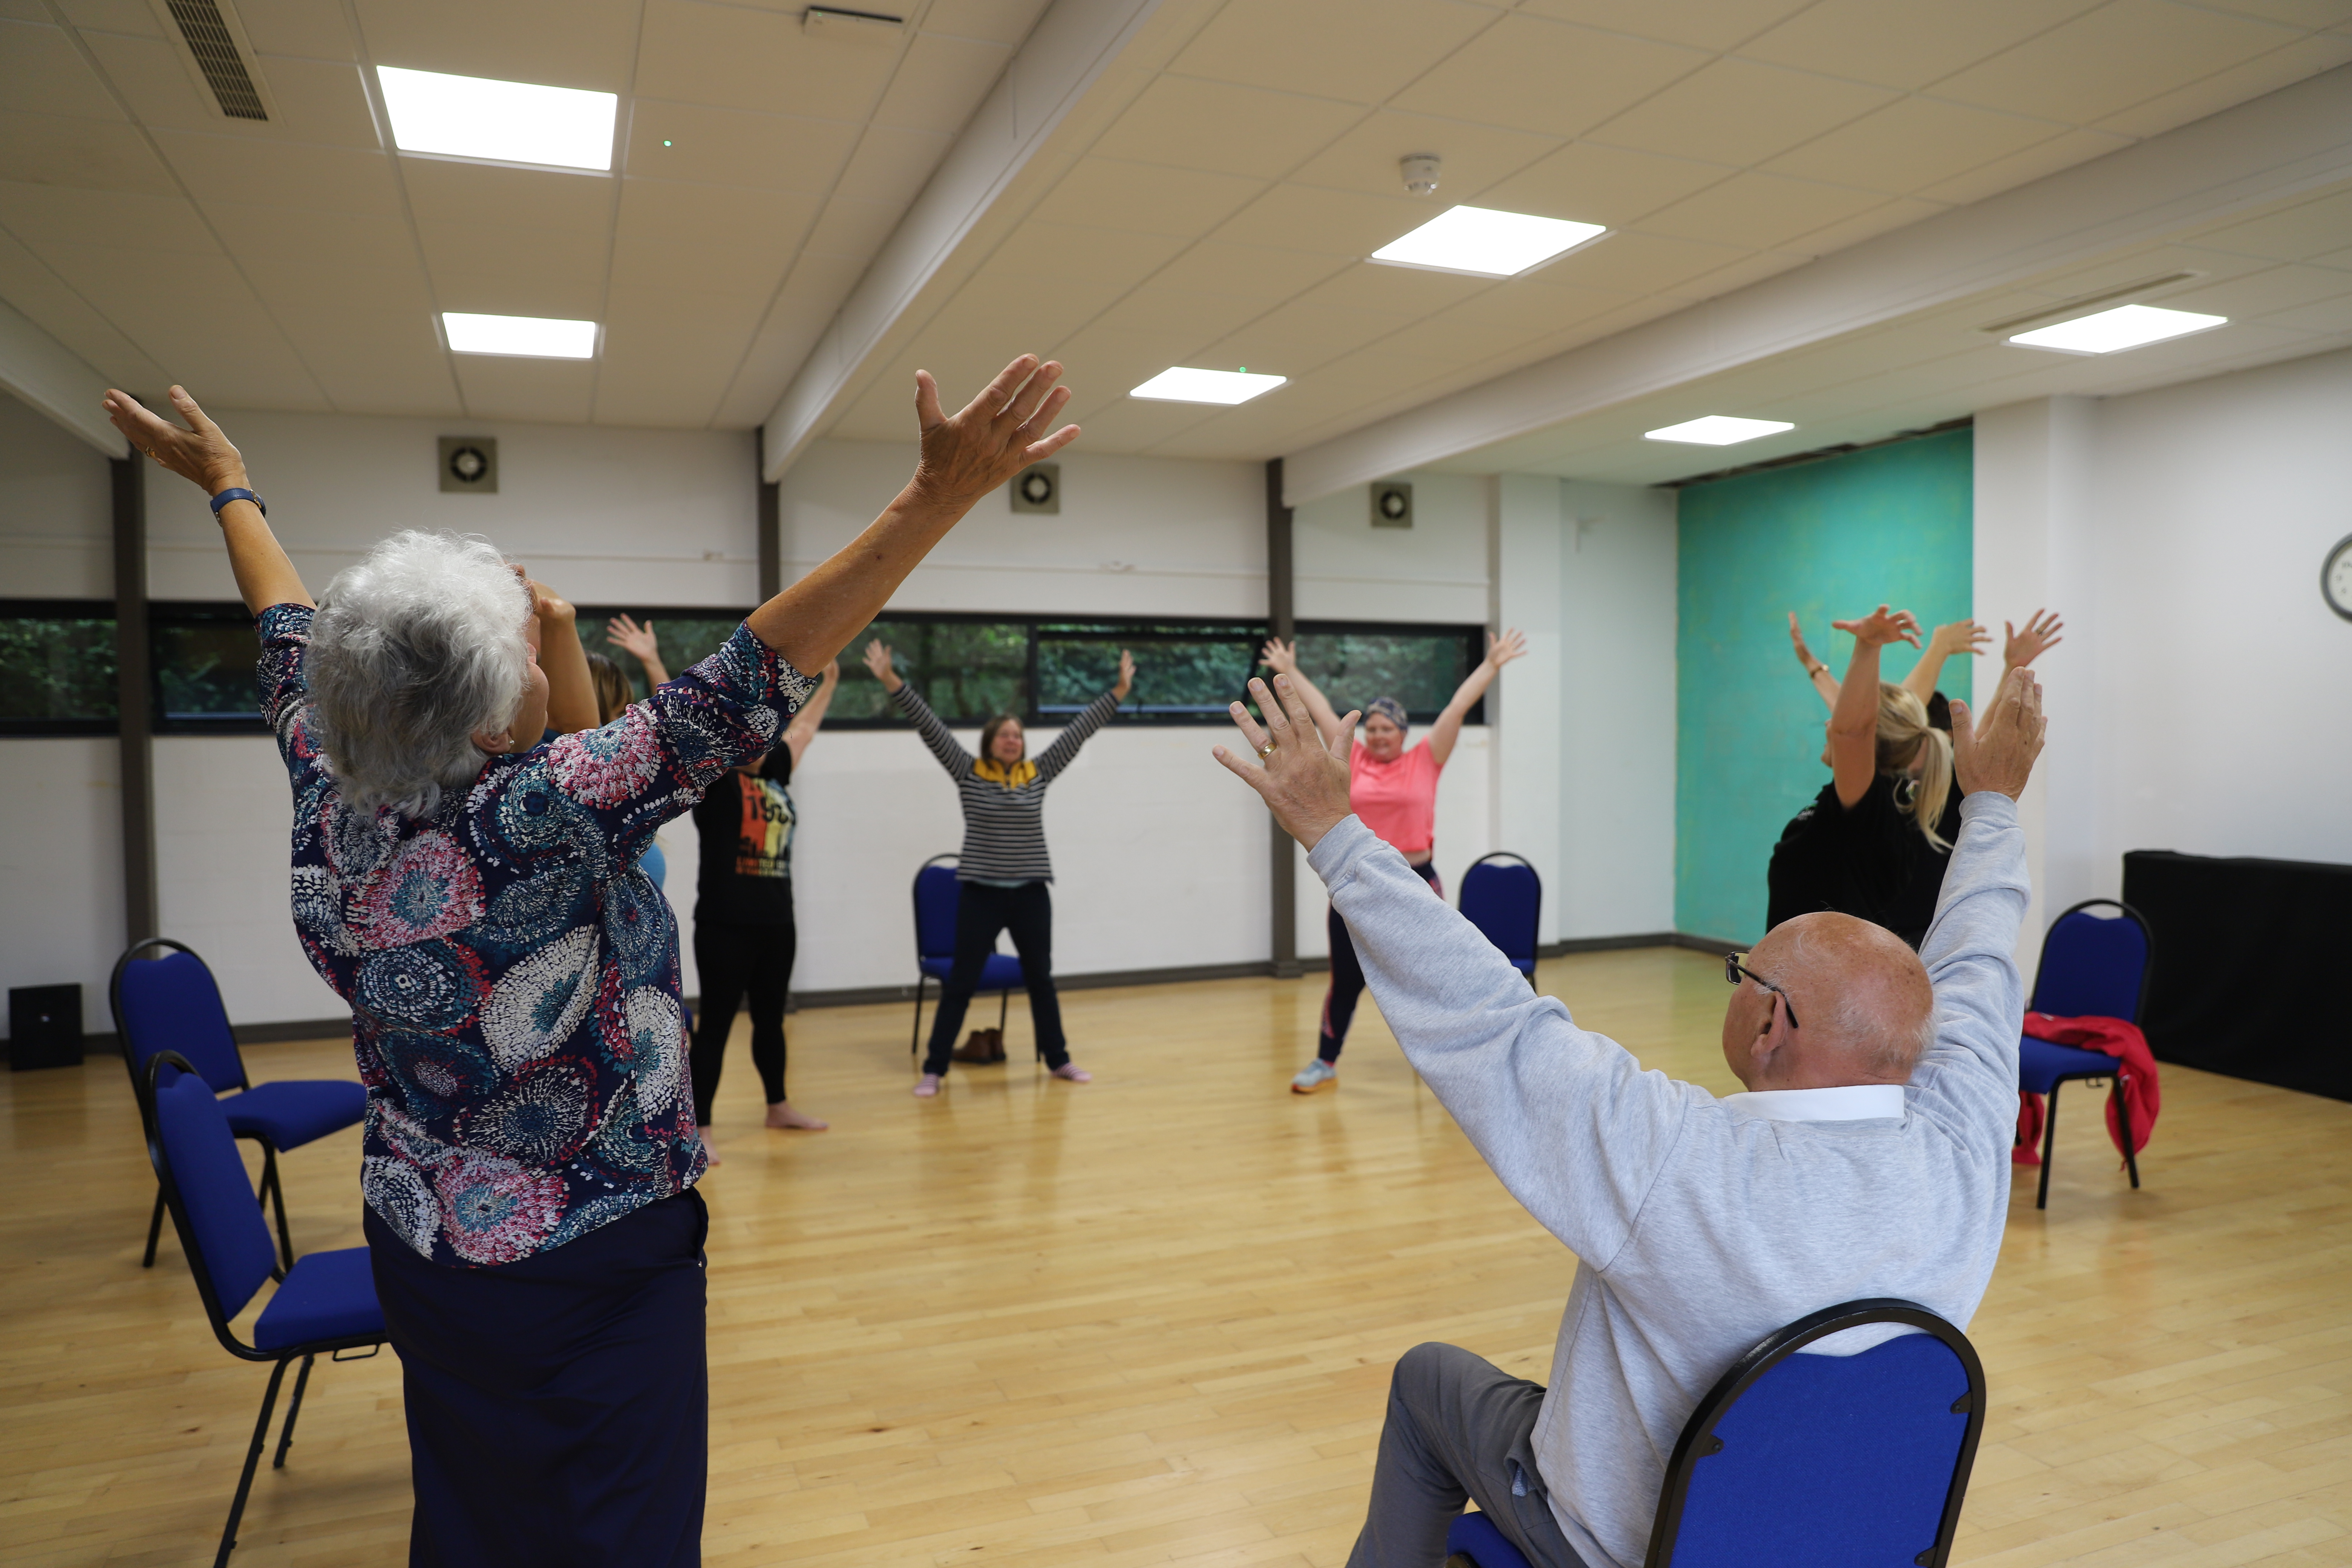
top-left (102, 358), bottom-right (1078, 1565)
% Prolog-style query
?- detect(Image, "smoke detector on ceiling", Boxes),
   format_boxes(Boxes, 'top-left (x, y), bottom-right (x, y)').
top-left (1400, 155), bottom-right (1441, 197)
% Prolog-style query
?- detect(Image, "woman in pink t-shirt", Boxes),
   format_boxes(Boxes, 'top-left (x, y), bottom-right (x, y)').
top-left (1259, 629), bottom-right (1527, 1093)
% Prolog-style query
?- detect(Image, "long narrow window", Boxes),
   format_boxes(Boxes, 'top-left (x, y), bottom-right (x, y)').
top-left (0, 600), bottom-right (118, 735)
top-left (151, 602), bottom-right (268, 733)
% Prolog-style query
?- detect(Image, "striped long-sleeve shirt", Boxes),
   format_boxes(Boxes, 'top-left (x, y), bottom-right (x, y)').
top-left (892, 683), bottom-right (1118, 883)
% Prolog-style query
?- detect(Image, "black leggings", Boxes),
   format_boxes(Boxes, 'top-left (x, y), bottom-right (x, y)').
top-left (1320, 859), bottom-right (1442, 1064)
top-left (923, 880), bottom-right (1067, 1075)
top-left (690, 916), bottom-right (795, 1124)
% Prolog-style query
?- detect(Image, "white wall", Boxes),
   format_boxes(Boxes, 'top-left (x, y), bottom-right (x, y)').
top-left (1976, 347), bottom-right (2352, 965)
top-left (1, 389), bottom-right (114, 597)
top-left (0, 738), bottom-right (124, 1036)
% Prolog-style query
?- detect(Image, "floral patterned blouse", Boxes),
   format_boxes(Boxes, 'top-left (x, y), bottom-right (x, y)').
top-left (258, 604), bottom-right (813, 1267)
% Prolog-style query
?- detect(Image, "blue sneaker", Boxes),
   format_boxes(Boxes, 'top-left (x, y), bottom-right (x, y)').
top-left (1291, 1060), bottom-right (1337, 1094)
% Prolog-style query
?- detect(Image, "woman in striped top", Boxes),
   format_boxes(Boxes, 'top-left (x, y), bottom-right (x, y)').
top-left (865, 638), bottom-right (1132, 1098)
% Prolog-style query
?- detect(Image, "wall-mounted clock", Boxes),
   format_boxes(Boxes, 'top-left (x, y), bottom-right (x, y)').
top-left (2325, 533), bottom-right (2352, 622)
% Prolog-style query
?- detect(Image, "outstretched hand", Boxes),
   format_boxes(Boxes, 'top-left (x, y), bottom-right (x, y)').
top-left (2004, 609), bottom-right (2064, 668)
top-left (1786, 611), bottom-right (1820, 669)
top-left (1831, 604), bottom-right (1922, 651)
top-left (862, 638), bottom-right (903, 692)
top-left (1213, 675), bottom-right (1356, 850)
top-left (1258, 635), bottom-right (1300, 677)
top-left (103, 386), bottom-right (247, 493)
top-left (1928, 619), bottom-right (1991, 658)
top-left (1951, 667), bottom-right (2046, 801)
top-left (1111, 649), bottom-right (1135, 701)
top-left (1486, 628), bottom-right (1528, 669)
top-left (908, 355), bottom-right (1080, 510)
top-left (606, 613), bottom-right (660, 664)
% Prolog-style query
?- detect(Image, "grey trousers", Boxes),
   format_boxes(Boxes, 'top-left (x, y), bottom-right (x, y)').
top-left (1346, 1342), bottom-right (1591, 1568)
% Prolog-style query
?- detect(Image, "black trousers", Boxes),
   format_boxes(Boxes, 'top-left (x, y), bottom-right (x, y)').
top-left (1319, 859), bottom-right (1442, 1064)
top-left (366, 1190), bottom-right (710, 1568)
top-left (690, 913), bottom-right (795, 1124)
top-left (922, 879), bottom-right (1067, 1075)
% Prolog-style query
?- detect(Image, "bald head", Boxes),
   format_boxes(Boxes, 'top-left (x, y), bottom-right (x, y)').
top-left (1721, 913), bottom-right (1934, 1092)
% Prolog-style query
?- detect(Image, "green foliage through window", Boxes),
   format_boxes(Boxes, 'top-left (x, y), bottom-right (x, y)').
top-left (0, 602), bottom-right (116, 732)
top-left (152, 604), bottom-right (265, 731)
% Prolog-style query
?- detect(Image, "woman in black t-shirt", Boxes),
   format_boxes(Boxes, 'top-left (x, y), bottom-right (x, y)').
top-left (685, 658), bottom-right (838, 1152)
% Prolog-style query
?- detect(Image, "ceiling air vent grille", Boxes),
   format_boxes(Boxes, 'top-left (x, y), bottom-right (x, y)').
top-left (166, 0), bottom-right (267, 119)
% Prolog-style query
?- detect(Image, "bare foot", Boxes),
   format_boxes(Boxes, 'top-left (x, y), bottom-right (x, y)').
top-left (765, 1102), bottom-right (829, 1131)
top-left (913, 1073), bottom-right (942, 1099)
top-left (699, 1132), bottom-right (722, 1167)
top-left (1050, 1064), bottom-right (1092, 1084)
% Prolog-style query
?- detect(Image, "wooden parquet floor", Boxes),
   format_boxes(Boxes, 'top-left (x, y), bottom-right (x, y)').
top-left (3, 948), bottom-right (2346, 1566)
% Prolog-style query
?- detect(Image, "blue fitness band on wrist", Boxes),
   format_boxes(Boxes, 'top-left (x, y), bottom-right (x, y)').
top-left (209, 487), bottom-right (265, 517)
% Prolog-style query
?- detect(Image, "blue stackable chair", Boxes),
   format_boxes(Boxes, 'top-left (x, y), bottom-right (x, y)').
top-left (140, 1050), bottom-right (387, 1568)
top-left (1459, 853), bottom-right (1542, 985)
top-left (909, 854), bottom-right (1027, 1058)
top-left (1446, 1299), bottom-right (1985, 1568)
top-left (2017, 898), bottom-right (2154, 1210)
top-left (112, 939), bottom-right (367, 1269)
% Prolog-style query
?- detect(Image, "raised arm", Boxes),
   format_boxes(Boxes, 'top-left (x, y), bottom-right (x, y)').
top-left (746, 356), bottom-right (1076, 673)
top-left (1903, 619), bottom-right (1989, 705)
top-left (780, 660), bottom-right (839, 767)
top-left (1825, 605), bottom-right (1919, 807)
top-left (869, 640), bottom-right (972, 780)
top-left (527, 579), bottom-right (598, 735)
top-left (1789, 611), bottom-right (1839, 709)
top-left (1034, 650), bottom-right (1132, 783)
top-left (2003, 609), bottom-right (2063, 674)
top-left (607, 614), bottom-right (671, 688)
top-left (103, 387), bottom-right (311, 613)
top-left (1428, 628), bottom-right (1525, 767)
top-left (1257, 637), bottom-right (1348, 749)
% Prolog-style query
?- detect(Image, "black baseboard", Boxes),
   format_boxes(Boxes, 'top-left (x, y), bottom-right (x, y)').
top-left (1538, 931), bottom-right (1680, 957)
top-left (1666, 932), bottom-right (1744, 958)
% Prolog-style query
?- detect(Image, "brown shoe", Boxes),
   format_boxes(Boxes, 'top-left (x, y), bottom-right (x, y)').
top-left (985, 1027), bottom-right (1006, 1062)
top-left (954, 1028), bottom-right (1001, 1064)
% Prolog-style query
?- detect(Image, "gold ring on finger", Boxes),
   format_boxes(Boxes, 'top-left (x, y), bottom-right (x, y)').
top-left (1257, 742), bottom-right (1276, 758)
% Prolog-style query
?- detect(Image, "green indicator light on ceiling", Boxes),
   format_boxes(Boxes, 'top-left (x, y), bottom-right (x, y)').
top-left (662, 139), bottom-right (673, 147)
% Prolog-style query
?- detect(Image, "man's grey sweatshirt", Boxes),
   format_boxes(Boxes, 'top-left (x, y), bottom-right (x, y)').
top-left (1308, 792), bottom-right (2029, 1568)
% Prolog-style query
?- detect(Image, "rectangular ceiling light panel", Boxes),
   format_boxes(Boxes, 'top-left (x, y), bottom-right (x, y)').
top-left (1372, 206), bottom-right (1606, 278)
top-left (1130, 368), bottom-right (1288, 405)
top-left (2006, 303), bottom-right (2226, 354)
top-left (1645, 415), bottom-right (1796, 446)
top-left (378, 66), bottom-right (617, 171)
top-left (443, 312), bottom-right (599, 359)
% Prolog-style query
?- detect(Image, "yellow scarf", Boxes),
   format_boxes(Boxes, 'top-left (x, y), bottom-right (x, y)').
top-left (972, 757), bottom-right (1038, 789)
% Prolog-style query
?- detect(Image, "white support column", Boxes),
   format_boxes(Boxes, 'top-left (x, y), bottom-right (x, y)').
top-left (0, 297), bottom-right (125, 458)
top-left (1493, 473), bottom-right (1564, 944)
top-left (1973, 396), bottom-right (2101, 970)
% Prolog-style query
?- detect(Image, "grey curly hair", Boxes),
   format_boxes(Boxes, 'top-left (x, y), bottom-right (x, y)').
top-left (305, 531), bottom-right (533, 816)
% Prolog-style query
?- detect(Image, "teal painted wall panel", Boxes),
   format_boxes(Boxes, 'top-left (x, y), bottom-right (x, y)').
top-left (1674, 427), bottom-right (1974, 943)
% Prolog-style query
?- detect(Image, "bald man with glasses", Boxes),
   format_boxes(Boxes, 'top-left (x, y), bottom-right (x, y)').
top-left (1215, 668), bottom-right (2046, 1568)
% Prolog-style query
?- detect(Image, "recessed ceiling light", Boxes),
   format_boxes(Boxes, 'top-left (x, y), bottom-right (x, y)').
top-left (378, 66), bottom-right (617, 172)
top-left (1645, 415), bottom-right (1796, 446)
top-left (2006, 303), bottom-right (2226, 354)
top-left (1371, 205), bottom-right (1606, 278)
top-left (442, 312), bottom-right (599, 359)
top-left (1130, 367), bottom-right (1287, 405)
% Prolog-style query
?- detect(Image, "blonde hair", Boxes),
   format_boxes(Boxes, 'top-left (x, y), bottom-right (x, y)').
top-left (1876, 683), bottom-right (1954, 851)
top-left (585, 651), bottom-right (632, 725)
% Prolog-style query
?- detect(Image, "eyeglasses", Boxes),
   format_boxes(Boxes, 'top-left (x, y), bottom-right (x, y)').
top-left (1725, 952), bottom-right (1801, 1029)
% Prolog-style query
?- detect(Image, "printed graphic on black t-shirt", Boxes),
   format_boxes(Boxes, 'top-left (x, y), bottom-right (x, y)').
top-left (693, 749), bottom-right (795, 925)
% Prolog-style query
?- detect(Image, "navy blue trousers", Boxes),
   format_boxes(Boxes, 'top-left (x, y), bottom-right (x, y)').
top-left (365, 1189), bottom-right (709, 1567)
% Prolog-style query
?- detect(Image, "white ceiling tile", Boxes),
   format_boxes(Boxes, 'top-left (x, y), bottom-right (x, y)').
top-left (155, 132), bottom-right (401, 214)
top-left (55, 0), bottom-right (165, 37)
top-left (1, 19), bottom-right (129, 119)
top-left (2090, 32), bottom-right (2352, 138)
top-left (920, 0), bottom-right (1054, 47)
top-left (609, 178), bottom-right (819, 294)
top-left (797, 194), bottom-right (903, 261)
top-left (401, 156), bottom-right (617, 235)
top-left (2256, 293), bottom-right (2352, 332)
top-left (1145, 239), bottom-right (1351, 303)
top-left (1527, 228), bottom-right (1754, 295)
top-left (1764, 97), bottom-right (2070, 196)
top-left (871, 30), bottom-right (1009, 136)
top-left (1511, 0), bottom-right (1816, 53)
top-left (1197, 297), bottom-right (1403, 378)
top-left (1027, 158), bottom-right (1265, 237)
top-left (623, 103), bottom-right (860, 192)
top-left (351, 0), bottom-right (640, 91)
top-left (1390, 15), bottom-right (1712, 139)
top-left (1168, 0), bottom-right (1500, 105)
top-left (241, 57), bottom-right (380, 147)
top-left (953, 220), bottom-right (1192, 327)
top-left (1651, 245), bottom-right (1814, 301)
top-left (1285, 111), bottom-right (1562, 203)
top-left (0, 224), bottom-right (169, 385)
top-left (0, 109), bottom-right (175, 193)
top-left (2158, 261), bottom-right (2352, 316)
top-left (636, 0), bottom-right (901, 118)
top-left (1929, 0), bottom-right (2305, 124)
top-left (1080, 285), bottom-right (1274, 353)
top-left (1033, 388), bottom-right (1219, 452)
top-left (2168, 0), bottom-right (2352, 28)
top-left (1476, 141), bottom-right (1734, 228)
top-left (232, 0), bottom-right (356, 61)
top-left (835, 125), bottom-right (954, 213)
top-left (0, 180), bottom-right (215, 252)
top-left (595, 284), bottom-right (772, 427)
top-left (0, 0), bottom-right (48, 18)
top-left (450, 354), bottom-right (596, 423)
top-left (1090, 76), bottom-right (1363, 179)
top-left (263, 286), bottom-right (459, 413)
top-left (712, 252), bottom-right (867, 424)
top-left (1585, 58), bottom-right (1901, 165)
top-left (1909, 125), bottom-right (2133, 206)
top-left (204, 201), bottom-right (413, 275)
top-left (80, 30), bottom-right (217, 129)
top-left (1637, 172), bottom-right (1893, 250)
top-left (1736, 0), bottom-right (2108, 92)
top-left (425, 267), bottom-right (608, 322)
top-left (1210, 182), bottom-right (1443, 258)
top-left (1776, 196), bottom-right (1948, 258)
top-left (29, 245), bottom-right (320, 394)
top-left (2177, 185), bottom-right (2352, 262)
top-left (2305, 243), bottom-right (2352, 271)
top-left (1040, 323), bottom-right (1209, 416)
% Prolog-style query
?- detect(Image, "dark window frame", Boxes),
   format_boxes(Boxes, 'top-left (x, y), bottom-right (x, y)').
top-left (150, 600), bottom-right (272, 735)
top-left (0, 598), bottom-right (119, 736)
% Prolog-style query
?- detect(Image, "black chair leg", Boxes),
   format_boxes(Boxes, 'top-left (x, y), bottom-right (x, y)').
top-left (144, 1186), bottom-right (167, 1267)
top-left (219, 1357), bottom-right (290, 1567)
top-left (2036, 1083), bottom-right (2060, 1210)
top-left (258, 1145), bottom-right (294, 1270)
top-left (2114, 1080), bottom-right (2141, 1190)
top-left (273, 1354), bottom-right (315, 1470)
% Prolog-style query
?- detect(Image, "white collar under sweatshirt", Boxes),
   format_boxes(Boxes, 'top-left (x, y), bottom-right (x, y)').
top-left (1307, 793), bottom-right (2028, 1568)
